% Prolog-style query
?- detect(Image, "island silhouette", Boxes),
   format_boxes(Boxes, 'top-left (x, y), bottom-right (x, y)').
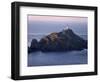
top-left (28, 28), bottom-right (87, 53)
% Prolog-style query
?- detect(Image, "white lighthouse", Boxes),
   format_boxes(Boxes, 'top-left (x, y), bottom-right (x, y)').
top-left (62, 25), bottom-right (69, 34)
top-left (64, 25), bottom-right (69, 30)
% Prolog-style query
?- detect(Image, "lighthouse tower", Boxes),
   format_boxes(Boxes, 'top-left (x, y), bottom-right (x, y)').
top-left (62, 25), bottom-right (69, 34)
top-left (64, 25), bottom-right (69, 30)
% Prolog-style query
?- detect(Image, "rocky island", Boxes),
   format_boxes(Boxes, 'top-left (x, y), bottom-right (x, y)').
top-left (28, 28), bottom-right (87, 53)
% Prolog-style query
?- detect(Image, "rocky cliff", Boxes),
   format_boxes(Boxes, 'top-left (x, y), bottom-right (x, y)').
top-left (28, 29), bottom-right (87, 53)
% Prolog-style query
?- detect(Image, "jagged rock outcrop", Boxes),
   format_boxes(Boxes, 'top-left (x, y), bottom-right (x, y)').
top-left (28, 39), bottom-right (39, 53)
top-left (28, 29), bottom-right (87, 53)
top-left (39, 29), bottom-right (87, 51)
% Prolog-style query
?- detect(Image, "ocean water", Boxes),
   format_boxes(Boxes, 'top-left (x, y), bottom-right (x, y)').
top-left (28, 34), bottom-right (87, 66)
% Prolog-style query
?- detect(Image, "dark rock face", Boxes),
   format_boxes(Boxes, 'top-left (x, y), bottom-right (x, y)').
top-left (28, 29), bottom-right (87, 53)
top-left (28, 39), bottom-right (39, 53)
top-left (39, 29), bottom-right (87, 51)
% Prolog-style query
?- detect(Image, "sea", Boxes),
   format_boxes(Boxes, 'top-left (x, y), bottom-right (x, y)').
top-left (28, 34), bottom-right (87, 66)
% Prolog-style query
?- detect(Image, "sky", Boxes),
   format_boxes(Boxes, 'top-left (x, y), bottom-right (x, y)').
top-left (28, 15), bottom-right (87, 23)
top-left (28, 15), bottom-right (88, 35)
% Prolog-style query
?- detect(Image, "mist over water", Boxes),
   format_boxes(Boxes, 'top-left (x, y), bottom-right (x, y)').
top-left (28, 49), bottom-right (87, 66)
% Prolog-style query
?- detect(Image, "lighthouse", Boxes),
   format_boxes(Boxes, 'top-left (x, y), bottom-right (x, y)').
top-left (62, 25), bottom-right (69, 34)
top-left (64, 25), bottom-right (69, 30)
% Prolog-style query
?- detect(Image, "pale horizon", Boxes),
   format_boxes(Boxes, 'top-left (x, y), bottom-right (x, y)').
top-left (28, 15), bottom-right (87, 23)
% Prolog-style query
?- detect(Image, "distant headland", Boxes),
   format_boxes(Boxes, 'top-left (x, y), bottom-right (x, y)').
top-left (28, 28), bottom-right (87, 53)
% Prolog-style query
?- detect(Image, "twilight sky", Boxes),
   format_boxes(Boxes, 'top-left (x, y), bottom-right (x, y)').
top-left (28, 15), bottom-right (88, 35)
top-left (28, 15), bottom-right (87, 23)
